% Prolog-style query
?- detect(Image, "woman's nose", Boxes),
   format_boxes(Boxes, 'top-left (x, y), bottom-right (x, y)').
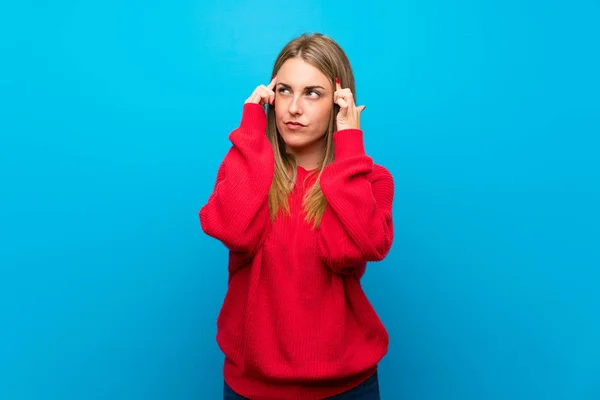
top-left (288, 96), bottom-right (302, 114)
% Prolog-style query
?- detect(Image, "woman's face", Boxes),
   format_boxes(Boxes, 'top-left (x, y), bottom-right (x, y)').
top-left (274, 57), bottom-right (333, 157)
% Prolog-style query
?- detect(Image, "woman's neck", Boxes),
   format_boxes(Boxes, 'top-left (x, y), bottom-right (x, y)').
top-left (286, 143), bottom-right (325, 171)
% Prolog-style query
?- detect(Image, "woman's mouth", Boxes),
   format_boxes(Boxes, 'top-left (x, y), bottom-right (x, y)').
top-left (286, 121), bottom-right (305, 130)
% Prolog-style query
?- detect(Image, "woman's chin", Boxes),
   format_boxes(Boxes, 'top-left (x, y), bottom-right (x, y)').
top-left (279, 127), bottom-right (325, 155)
top-left (281, 133), bottom-right (308, 148)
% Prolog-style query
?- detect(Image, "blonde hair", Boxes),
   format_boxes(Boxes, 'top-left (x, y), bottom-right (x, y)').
top-left (265, 33), bottom-right (356, 229)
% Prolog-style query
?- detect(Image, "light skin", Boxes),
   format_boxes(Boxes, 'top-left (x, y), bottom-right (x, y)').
top-left (245, 57), bottom-right (365, 170)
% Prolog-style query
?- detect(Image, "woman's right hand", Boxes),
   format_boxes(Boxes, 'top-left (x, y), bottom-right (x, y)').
top-left (245, 75), bottom-right (277, 106)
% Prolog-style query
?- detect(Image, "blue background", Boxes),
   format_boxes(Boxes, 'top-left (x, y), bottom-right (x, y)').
top-left (1, 1), bottom-right (599, 399)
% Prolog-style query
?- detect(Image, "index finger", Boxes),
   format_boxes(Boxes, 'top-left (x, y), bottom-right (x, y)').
top-left (267, 75), bottom-right (277, 90)
top-left (335, 77), bottom-right (341, 91)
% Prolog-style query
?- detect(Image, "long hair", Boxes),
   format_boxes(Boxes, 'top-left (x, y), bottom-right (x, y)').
top-left (265, 33), bottom-right (356, 229)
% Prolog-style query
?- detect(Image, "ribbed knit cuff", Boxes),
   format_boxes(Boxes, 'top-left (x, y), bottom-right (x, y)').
top-left (240, 103), bottom-right (267, 133)
top-left (333, 129), bottom-right (366, 160)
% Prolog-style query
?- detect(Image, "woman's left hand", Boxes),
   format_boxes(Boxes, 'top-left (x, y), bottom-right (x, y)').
top-left (334, 77), bottom-right (366, 131)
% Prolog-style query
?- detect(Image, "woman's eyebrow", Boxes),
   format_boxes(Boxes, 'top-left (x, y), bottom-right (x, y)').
top-left (277, 82), bottom-right (326, 90)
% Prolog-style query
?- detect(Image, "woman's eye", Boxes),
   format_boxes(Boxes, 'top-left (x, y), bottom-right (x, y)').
top-left (277, 88), bottom-right (320, 98)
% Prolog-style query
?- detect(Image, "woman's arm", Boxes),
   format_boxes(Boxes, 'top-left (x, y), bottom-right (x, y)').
top-left (317, 129), bottom-right (394, 274)
top-left (199, 103), bottom-right (274, 256)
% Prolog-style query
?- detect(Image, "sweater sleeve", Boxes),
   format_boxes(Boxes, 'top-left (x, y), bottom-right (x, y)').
top-left (199, 103), bottom-right (274, 256)
top-left (317, 129), bottom-right (394, 274)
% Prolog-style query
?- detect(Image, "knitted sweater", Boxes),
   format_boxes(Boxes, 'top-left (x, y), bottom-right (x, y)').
top-left (200, 103), bottom-right (394, 399)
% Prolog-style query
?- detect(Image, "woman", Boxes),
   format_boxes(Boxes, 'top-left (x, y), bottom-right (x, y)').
top-left (200, 32), bottom-right (394, 399)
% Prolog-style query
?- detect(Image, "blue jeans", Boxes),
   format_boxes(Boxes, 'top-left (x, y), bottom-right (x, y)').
top-left (223, 370), bottom-right (380, 399)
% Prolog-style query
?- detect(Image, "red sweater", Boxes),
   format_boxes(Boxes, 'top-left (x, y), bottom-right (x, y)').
top-left (200, 103), bottom-right (394, 399)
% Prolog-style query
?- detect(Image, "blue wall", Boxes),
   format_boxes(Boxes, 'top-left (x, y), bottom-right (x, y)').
top-left (1, 1), bottom-right (598, 399)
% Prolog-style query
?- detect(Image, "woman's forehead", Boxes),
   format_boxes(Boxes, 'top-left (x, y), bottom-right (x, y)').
top-left (277, 58), bottom-right (330, 87)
